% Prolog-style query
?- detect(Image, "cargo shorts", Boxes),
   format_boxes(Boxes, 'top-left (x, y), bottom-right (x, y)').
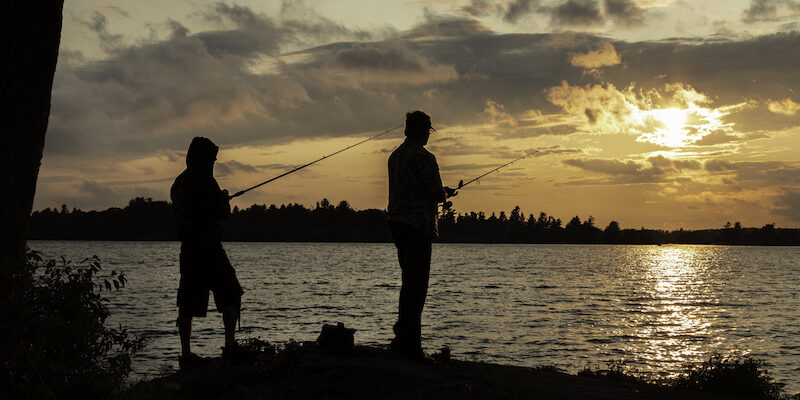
top-left (177, 241), bottom-right (243, 318)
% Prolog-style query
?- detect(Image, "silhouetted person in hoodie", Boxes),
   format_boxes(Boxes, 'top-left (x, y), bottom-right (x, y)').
top-left (387, 111), bottom-right (456, 360)
top-left (171, 137), bottom-right (252, 369)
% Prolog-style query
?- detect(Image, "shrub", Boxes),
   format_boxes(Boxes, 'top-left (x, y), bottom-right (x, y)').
top-left (673, 353), bottom-right (785, 399)
top-left (0, 252), bottom-right (145, 400)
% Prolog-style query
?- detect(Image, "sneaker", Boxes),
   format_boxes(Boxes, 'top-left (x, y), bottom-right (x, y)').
top-left (222, 342), bottom-right (260, 361)
top-left (178, 352), bottom-right (208, 370)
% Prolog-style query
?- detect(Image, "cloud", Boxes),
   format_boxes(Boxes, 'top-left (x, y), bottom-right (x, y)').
top-left (48, 6), bottom-right (800, 168)
top-left (77, 180), bottom-right (120, 206)
top-left (692, 130), bottom-right (742, 146)
top-left (504, 0), bottom-right (540, 23)
top-left (463, 0), bottom-right (647, 27)
top-left (403, 13), bottom-right (492, 39)
top-left (742, 0), bottom-right (800, 23)
top-left (34, 180), bottom-right (165, 211)
top-left (767, 97), bottom-right (800, 115)
top-left (463, 0), bottom-right (500, 17)
top-left (562, 155), bottom-right (702, 184)
top-left (546, 81), bottom-right (635, 129)
top-left (563, 158), bottom-right (665, 184)
top-left (773, 189), bottom-right (800, 221)
top-left (84, 12), bottom-right (124, 50)
top-left (307, 42), bottom-right (461, 85)
top-left (604, 0), bottom-right (646, 26)
top-left (704, 160), bottom-right (800, 188)
top-left (546, 80), bottom-right (744, 147)
top-left (568, 42), bottom-right (621, 69)
top-left (216, 160), bottom-right (261, 176)
top-left (482, 100), bottom-right (519, 127)
top-left (551, 0), bottom-right (604, 26)
top-left (704, 159), bottom-right (734, 172)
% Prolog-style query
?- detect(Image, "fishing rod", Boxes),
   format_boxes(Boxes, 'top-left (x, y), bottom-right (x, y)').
top-left (442, 150), bottom-right (538, 209)
top-left (228, 123), bottom-right (404, 199)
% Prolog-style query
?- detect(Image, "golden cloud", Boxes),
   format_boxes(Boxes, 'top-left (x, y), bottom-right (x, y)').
top-left (568, 42), bottom-right (621, 69)
top-left (547, 81), bottom-right (738, 147)
top-left (482, 100), bottom-right (519, 128)
top-left (767, 98), bottom-right (800, 116)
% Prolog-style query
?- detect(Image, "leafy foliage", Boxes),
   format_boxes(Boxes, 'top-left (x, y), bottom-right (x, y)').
top-left (578, 354), bottom-right (788, 399)
top-left (673, 354), bottom-right (785, 399)
top-left (0, 252), bottom-right (145, 400)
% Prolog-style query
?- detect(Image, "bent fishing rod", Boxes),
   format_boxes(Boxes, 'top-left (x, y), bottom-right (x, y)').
top-left (228, 123), bottom-right (404, 199)
top-left (442, 150), bottom-right (538, 209)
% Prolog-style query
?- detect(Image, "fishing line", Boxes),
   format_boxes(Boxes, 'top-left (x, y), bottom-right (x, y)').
top-left (228, 123), bottom-right (404, 199)
top-left (455, 151), bottom-right (538, 190)
top-left (442, 150), bottom-right (539, 210)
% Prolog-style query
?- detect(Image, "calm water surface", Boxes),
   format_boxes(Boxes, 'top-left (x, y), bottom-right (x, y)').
top-left (29, 241), bottom-right (800, 392)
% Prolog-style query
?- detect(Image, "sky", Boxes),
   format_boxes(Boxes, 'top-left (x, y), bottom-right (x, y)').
top-left (37, 0), bottom-right (800, 230)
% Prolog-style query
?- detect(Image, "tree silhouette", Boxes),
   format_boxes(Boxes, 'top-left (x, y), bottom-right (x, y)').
top-left (1, 2), bottom-right (64, 262)
top-left (27, 198), bottom-right (800, 245)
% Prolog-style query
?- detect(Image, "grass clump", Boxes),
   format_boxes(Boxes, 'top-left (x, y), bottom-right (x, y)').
top-left (578, 360), bottom-right (642, 384)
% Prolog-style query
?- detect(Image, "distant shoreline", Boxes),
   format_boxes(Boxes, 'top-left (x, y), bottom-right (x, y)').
top-left (27, 238), bottom-right (800, 246)
top-left (28, 197), bottom-right (800, 246)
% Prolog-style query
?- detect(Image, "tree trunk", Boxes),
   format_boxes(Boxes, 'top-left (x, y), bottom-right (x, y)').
top-left (0, 2), bottom-right (64, 262)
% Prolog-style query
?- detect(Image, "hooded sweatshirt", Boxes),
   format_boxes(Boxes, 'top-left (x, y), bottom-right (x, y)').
top-left (171, 137), bottom-right (230, 242)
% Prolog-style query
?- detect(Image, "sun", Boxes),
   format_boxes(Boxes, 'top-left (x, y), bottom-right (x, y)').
top-left (634, 105), bottom-right (727, 148)
top-left (649, 108), bottom-right (690, 147)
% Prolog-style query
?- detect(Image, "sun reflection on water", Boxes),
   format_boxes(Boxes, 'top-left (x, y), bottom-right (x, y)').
top-left (624, 245), bottom-right (726, 378)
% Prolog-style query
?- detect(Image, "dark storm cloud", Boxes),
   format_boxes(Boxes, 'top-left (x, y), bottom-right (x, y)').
top-left (504, 0), bottom-right (541, 23)
top-left (742, 0), bottom-right (800, 23)
top-left (403, 13), bottom-right (491, 38)
top-left (550, 0), bottom-right (603, 26)
top-left (463, 0), bottom-right (647, 26)
top-left (604, 0), bottom-right (645, 26)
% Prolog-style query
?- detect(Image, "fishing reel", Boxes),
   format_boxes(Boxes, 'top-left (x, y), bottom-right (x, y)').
top-left (441, 179), bottom-right (464, 210)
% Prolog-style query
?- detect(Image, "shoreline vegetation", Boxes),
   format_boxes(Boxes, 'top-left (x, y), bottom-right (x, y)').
top-left (29, 197), bottom-right (800, 245)
top-left (124, 340), bottom-right (794, 400)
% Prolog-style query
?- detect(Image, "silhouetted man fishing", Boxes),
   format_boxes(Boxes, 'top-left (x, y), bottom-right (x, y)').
top-left (388, 111), bottom-right (456, 360)
top-left (171, 137), bottom-right (254, 369)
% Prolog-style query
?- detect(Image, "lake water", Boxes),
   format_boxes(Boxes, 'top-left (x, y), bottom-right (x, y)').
top-left (29, 241), bottom-right (800, 393)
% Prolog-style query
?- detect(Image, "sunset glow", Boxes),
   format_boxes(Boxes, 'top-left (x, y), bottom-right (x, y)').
top-left (635, 105), bottom-right (729, 148)
top-left (36, 0), bottom-right (800, 230)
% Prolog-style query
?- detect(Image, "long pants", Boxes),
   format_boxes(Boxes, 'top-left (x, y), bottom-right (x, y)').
top-left (389, 222), bottom-right (432, 352)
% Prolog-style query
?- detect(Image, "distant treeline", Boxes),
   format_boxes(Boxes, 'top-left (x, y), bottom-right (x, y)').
top-left (27, 197), bottom-right (800, 245)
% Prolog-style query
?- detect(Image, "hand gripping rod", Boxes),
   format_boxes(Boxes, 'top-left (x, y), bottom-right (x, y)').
top-left (229, 123), bottom-right (404, 199)
top-left (441, 151), bottom-right (538, 210)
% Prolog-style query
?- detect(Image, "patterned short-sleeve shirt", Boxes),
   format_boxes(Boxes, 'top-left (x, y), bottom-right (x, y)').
top-left (387, 140), bottom-right (446, 237)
